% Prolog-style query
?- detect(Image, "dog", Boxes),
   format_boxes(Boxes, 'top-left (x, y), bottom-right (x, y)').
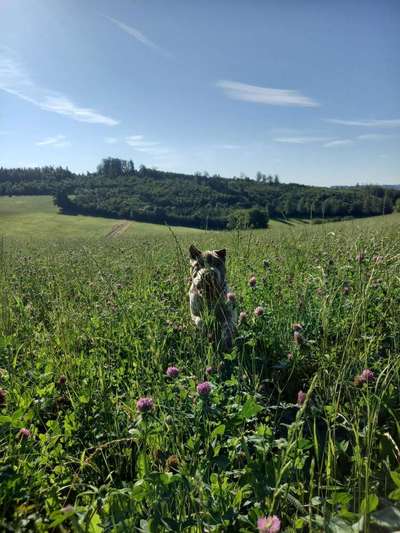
top-left (189, 245), bottom-right (237, 351)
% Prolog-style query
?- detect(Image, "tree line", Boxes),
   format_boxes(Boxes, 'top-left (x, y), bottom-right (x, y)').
top-left (1, 158), bottom-right (399, 229)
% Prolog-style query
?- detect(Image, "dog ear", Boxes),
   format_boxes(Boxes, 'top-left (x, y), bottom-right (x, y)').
top-left (189, 244), bottom-right (202, 259)
top-left (215, 249), bottom-right (226, 261)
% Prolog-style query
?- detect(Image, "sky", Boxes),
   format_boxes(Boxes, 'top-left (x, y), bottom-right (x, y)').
top-left (0, 0), bottom-right (399, 185)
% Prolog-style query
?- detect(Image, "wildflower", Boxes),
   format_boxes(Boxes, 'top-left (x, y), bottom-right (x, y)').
top-left (206, 366), bottom-right (213, 375)
top-left (356, 253), bottom-right (365, 263)
top-left (18, 428), bottom-right (31, 440)
top-left (254, 306), bottom-right (264, 317)
top-left (0, 388), bottom-right (6, 407)
top-left (239, 311), bottom-right (247, 323)
top-left (257, 515), bottom-right (281, 533)
top-left (359, 368), bottom-right (375, 383)
top-left (166, 454), bottom-right (179, 472)
top-left (287, 352), bottom-right (293, 360)
top-left (58, 375), bottom-right (67, 386)
top-left (249, 275), bottom-right (257, 287)
top-left (293, 330), bottom-right (303, 345)
top-left (343, 285), bottom-right (350, 295)
top-left (196, 381), bottom-right (212, 396)
top-left (292, 323), bottom-right (303, 332)
top-left (226, 291), bottom-right (236, 303)
top-left (136, 397), bottom-right (154, 413)
top-left (166, 366), bottom-right (180, 378)
top-left (297, 390), bottom-right (307, 406)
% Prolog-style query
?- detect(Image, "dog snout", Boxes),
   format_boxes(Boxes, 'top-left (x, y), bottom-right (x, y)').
top-left (194, 267), bottom-right (220, 289)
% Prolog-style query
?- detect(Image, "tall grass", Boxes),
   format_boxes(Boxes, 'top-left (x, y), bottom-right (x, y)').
top-left (0, 215), bottom-right (399, 531)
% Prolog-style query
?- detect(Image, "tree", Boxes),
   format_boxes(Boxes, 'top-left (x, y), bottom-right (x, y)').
top-left (53, 190), bottom-right (75, 213)
top-left (227, 208), bottom-right (269, 229)
top-left (97, 157), bottom-right (123, 177)
top-left (247, 207), bottom-right (269, 228)
top-left (256, 171), bottom-right (266, 182)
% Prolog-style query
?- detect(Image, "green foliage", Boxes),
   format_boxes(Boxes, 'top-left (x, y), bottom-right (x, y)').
top-left (0, 213), bottom-right (399, 530)
top-left (227, 208), bottom-right (269, 229)
top-left (1, 161), bottom-right (399, 229)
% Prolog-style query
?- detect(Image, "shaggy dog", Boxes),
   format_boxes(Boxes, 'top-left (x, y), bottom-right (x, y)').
top-left (189, 245), bottom-right (237, 351)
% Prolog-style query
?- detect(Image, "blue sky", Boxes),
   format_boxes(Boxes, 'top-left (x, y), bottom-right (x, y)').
top-left (0, 0), bottom-right (399, 185)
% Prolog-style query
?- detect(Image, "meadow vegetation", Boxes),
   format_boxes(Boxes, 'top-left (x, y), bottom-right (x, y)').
top-left (0, 200), bottom-right (399, 531)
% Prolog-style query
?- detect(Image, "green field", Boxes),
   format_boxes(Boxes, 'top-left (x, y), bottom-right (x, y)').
top-left (1, 197), bottom-right (400, 531)
top-left (0, 196), bottom-right (202, 240)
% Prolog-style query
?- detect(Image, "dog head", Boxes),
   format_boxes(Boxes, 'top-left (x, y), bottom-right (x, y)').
top-left (189, 245), bottom-right (226, 298)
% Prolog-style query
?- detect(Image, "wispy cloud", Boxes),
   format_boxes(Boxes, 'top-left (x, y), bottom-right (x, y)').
top-left (324, 139), bottom-right (353, 148)
top-left (125, 135), bottom-right (170, 156)
top-left (36, 134), bottom-right (71, 148)
top-left (106, 16), bottom-right (171, 58)
top-left (357, 133), bottom-right (391, 140)
top-left (327, 118), bottom-right (400, 128)
top-left (104, 137), bottom-right (118, 144)
top-left (274, 136), bottom-right (331, 144)
top-left (217, 80), bottom-right (319, 107)
top-left (0, 49), bottom-right (119, 126)
top-left (126, 134), bottom-right (159, 149)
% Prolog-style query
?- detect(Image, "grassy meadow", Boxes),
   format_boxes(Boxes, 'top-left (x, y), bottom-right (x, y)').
top-left (0, 196), bottom-right (201, 240)
top-left (1, 196), bottom-right (400, 531)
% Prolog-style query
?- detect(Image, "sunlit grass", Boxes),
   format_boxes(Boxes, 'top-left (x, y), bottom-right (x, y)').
top-left (0, 205), bottom-right (399, 531)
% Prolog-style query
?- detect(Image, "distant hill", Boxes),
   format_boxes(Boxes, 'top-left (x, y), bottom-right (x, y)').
top-left (1, 158), bottom-right (399, 229)
top-left (335, 184), bottom-right (400, 190)
top-left (381, 184), bottom-right (400, 190)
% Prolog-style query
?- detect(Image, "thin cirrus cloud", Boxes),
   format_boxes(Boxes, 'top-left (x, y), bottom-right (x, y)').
top-left (36, 134), bottom-right (71, 148)
top-left (0, 49), bottom-right (119, 126)
top-left (274, 136), bottom-right (331, 144)
top-left (357, 133), bottom-right (391, 140)
top-left (106, 16), bottom-right (171, 58)
top-left (125, 135), bottom-right (170, 156)
top-left (327, 118), bottom-right (400, 128)
top-left (217, 80), bottom-right (319, 107)
top-left (324, 139), bottom-right (353, 148)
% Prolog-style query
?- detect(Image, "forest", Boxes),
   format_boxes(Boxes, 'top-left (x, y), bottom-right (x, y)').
top-left (1, 158), bottom-right (399, 229)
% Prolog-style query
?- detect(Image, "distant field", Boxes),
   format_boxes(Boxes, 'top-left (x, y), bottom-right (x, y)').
top-left (0, 196), bottom-right (202, 240)
top-left (1, 195), bottom-right (399, 243)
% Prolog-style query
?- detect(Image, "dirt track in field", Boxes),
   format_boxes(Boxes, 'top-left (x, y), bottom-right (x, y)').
top-left (105, 221), bottom-right (131, 238)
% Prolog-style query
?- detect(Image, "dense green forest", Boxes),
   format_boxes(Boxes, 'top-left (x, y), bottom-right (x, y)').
top-left (1, 158), bottom-right (399, 229)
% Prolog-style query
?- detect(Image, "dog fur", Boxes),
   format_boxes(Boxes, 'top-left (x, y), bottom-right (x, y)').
top-left (189, 245), bottom-right (237, 351)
